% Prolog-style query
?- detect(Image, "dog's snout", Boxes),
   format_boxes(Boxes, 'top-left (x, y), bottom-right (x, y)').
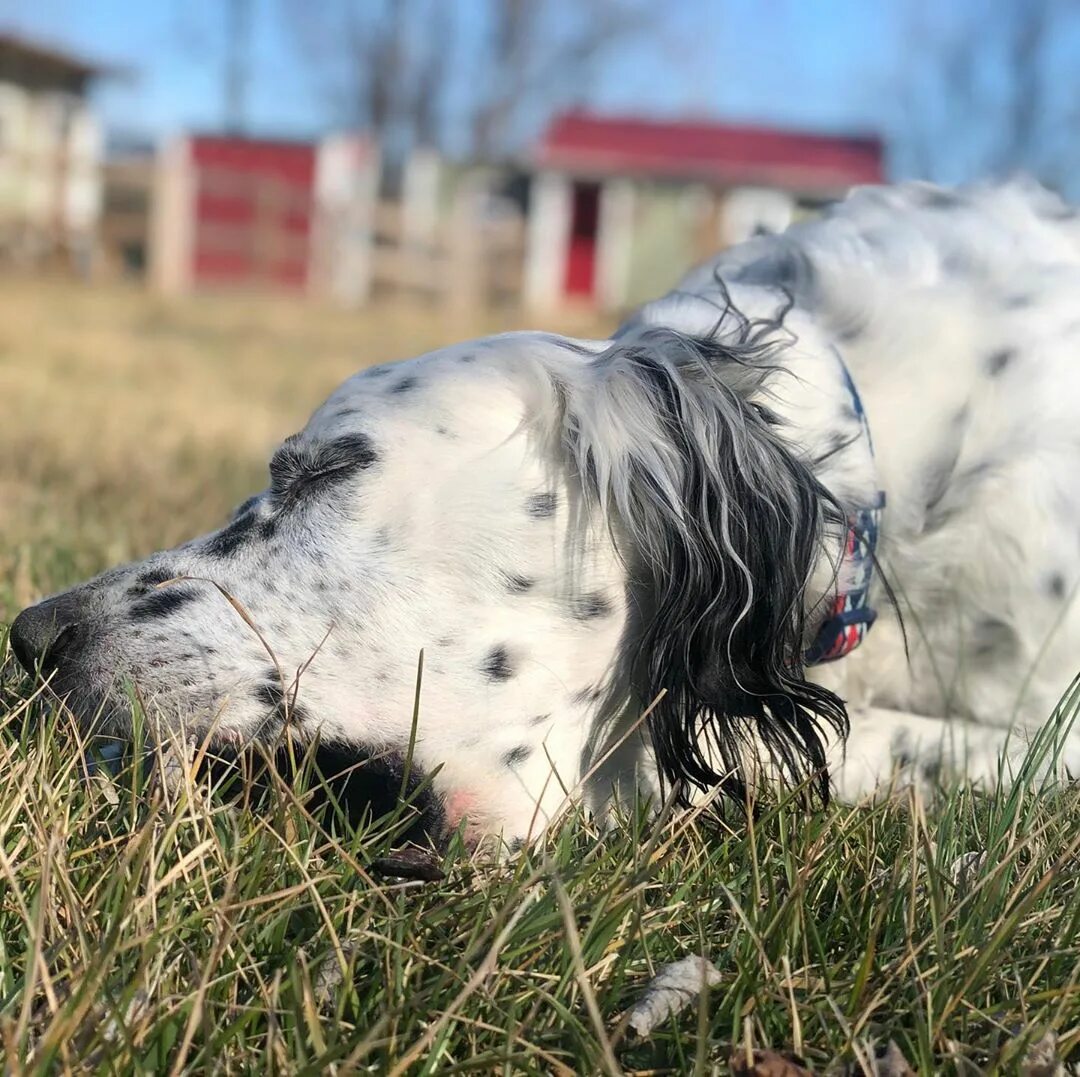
top-left (9, 595), bottom-right (86, 676)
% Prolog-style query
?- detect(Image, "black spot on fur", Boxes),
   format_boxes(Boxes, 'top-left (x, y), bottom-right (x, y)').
top-left (529, 713), bottom-right (551, 726)
top-left (254, 680), bottom-right (310, 728)
top-left (1048, 572), bottom-right (1068, 600)
top-left (506, 574), bottom-right (535, 594)
top-left (205, 509), bottom-right (260, 558)
top-left (526, 492), bottom-right (557, 519)
top-left (816, 432), bottom-right (856, 465)
top-left (918, 187), bottom-right (963, 209)
top-left (435, 425), bottom-right (455, 438)
top-left (254, 682), bottom-right (283, 708)
top-left (391, 376), bottom-right (419, 395)
top-left (365, 364), bottom-right (393, 377)
top-left (459, 352), bottom-right (476, 364)
top-left (835, 320), bottom-right (866, 343)
top-left (921, 759), bottom-right (942, 784)
top-left (1005, 293), bottom-right (1034, 309)
top-left (503, 745), bottom-right (532, 769)
top-left (129, 587), bottom-right (200, 622)
top-left (985, 348), bottom-right (1016, 376)
top-left (925, 460), bottom-right (992, 529)
top-left (732, 244), bottom-right (817, 302)
top-left (890, 728), bottom-right (915, 768)
top-left (973, 617), bottom-right (1017, 661)
top-left (136, 566), bottom-right (179, 588)
top-left (572, 593), bottom-right (612, 620)
top-left (481, 646), bottom-right (514, 682)
top-left (572, 685), bottom-right (603, 705)
top-left (127, 571), bottom-right (180, 599)
top-left (923, 464), bottom-right (955, 516)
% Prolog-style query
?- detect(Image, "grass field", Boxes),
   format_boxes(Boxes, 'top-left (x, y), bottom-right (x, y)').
top-left (2, 280), bottom-right (1080, 1074)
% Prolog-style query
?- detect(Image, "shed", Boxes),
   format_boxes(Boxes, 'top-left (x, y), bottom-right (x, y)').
top-left (0, 32), bottom-right (115, 265)
top-left (151, 133), bottom-right (379, 301)
top-left (525, 111), bottom-right (885, 312)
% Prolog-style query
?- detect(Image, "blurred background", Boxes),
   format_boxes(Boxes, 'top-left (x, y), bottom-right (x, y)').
top-left (1, 0), bottom-right (1079, 614)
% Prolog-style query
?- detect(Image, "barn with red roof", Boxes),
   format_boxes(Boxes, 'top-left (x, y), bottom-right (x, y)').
top-left (524, 111), bottom-right (885, 312)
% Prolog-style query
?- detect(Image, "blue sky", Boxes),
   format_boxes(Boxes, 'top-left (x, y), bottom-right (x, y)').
top-left (3, 0), bottom-right (1079, 189)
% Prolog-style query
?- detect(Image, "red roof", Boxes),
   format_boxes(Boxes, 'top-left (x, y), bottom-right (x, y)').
top-left (537, 111), bottom-right (884, 192)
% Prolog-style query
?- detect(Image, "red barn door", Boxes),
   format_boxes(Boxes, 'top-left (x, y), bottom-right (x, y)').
top-left (563, 180), bottom-right (600, 300)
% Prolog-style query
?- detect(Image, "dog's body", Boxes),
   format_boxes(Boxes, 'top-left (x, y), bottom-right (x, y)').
top-left (11, 180), bottom-right (1080, 846)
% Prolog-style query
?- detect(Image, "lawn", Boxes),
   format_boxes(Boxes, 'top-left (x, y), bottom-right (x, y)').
top-left (2, 280), bottom-right (1080, 1074)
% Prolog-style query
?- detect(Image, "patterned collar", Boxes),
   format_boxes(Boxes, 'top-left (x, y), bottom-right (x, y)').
top-left (804, 360), bottom-right (886, 666)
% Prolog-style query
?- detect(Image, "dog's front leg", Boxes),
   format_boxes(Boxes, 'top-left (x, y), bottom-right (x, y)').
top-left (829, 705), bottom-right (1080, 800)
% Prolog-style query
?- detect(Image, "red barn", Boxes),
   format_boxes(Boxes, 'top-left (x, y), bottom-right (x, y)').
top-left (152, 133), bottom-right (378, 300)
top-left (524, 111), bottom-right (885, 311)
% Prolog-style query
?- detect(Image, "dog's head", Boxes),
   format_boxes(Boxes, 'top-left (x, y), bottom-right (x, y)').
top-left (10, 323), bottom-right (849, 840)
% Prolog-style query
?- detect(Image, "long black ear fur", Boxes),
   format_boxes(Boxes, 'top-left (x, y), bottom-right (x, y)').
top-left (570, 322), bottom-right (849, 807)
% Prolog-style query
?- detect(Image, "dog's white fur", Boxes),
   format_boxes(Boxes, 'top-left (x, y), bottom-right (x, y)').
top-left (14, 179), bottom-right (1080, 845)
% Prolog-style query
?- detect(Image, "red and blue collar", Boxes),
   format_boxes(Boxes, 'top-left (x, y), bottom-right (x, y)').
top-left (804, 359), bottom-right (886, 666)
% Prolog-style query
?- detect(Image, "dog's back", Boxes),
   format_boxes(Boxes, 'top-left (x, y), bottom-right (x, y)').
top-left (629, 180), bottom-right (1080, 786)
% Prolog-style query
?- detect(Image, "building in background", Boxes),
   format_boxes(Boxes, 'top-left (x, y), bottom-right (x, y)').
top-left (151, 133), bottom-right (379, 301)
top-left (0, 32), bottom-right (113, 269)
top-left (524, 111), bottom-right (885, 313)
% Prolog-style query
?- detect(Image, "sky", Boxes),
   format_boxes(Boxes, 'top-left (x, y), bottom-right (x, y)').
top-left (2, 0), bottom-right (1079, 191)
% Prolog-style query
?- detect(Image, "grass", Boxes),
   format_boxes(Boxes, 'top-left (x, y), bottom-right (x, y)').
top-left (2, 280), bottom-right (1080, 1073)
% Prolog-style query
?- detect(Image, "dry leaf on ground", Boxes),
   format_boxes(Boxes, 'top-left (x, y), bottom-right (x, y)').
top-left (624, 955), bottom-right (721, 1037)
top-left (1020, 1030), bottom-right (1065, 1077)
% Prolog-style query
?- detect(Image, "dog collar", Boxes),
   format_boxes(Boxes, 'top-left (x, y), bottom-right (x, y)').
top-left (804, 359), bottom-right (886, 666)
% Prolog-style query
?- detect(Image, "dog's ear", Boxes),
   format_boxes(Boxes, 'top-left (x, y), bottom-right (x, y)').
top-left (567, 324), bottom-right (848, 806)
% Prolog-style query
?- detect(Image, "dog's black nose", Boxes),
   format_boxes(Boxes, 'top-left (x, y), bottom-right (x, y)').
top-left (8, 594), bottom-right (85, 675)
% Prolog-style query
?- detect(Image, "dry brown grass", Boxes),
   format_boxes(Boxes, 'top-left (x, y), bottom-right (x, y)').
top-left (0, 277), bottom-right (607, 619)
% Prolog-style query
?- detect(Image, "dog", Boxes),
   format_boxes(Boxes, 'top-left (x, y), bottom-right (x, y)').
top-left (10, 179), bottom-right (1080, 849)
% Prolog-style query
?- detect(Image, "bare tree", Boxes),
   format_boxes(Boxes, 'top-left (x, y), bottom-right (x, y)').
top-left (282, 0), bottom-right (652, 166)
top-left (468, 0), bottom-right (650, 158)
top-left (224, 0), bottom-right (252, 134)
top-left (898, 0), bottom-right (1080, 191)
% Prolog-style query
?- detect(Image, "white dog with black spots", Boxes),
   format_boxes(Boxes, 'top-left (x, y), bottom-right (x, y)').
top-left (11, 179), bottom-right (1080, 848)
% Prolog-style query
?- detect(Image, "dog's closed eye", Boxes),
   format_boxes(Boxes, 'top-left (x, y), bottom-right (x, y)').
top-left (268, 434), bottom-right (380, 504)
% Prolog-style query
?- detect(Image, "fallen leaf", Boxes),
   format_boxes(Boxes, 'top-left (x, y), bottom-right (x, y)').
top-left (625, 955), bottom-right (721, 1037)
top-left (312, 942), bottom-right (360, 1014)
top-left (949, 850), bottom-right (988, 890)
top-left (1020, 1030), bottom-right (1065, 1077)
top-left (728, 1047), bottom-right (814, 1076)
